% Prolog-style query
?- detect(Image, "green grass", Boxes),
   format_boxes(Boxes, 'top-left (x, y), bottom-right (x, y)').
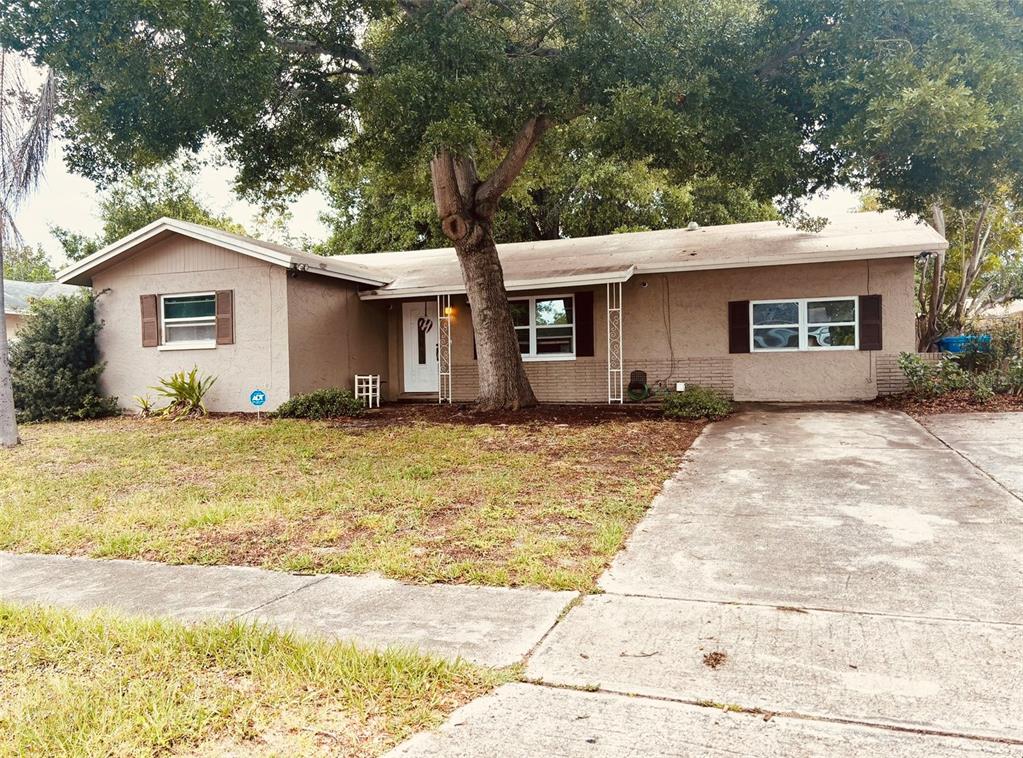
top-left (0, 412), bottom-right (701, 591)
top-left (0, 602), bottom-right (507, 757)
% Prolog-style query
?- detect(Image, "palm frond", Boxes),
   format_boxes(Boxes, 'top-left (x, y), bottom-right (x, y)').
top-left (13, 71), bottom-right (56, 194)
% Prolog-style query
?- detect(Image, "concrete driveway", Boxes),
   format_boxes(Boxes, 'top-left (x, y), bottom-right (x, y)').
top-left (392, 407), bottom-right (1023, 756)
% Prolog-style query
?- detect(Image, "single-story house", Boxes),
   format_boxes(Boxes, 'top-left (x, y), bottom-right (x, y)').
top-left (57, 212), bottom-right (947, 411)
top-left (3, 279), bottom-right (86, 340)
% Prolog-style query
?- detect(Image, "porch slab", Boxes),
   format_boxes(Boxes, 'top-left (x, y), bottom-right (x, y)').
top-left (526, 594), bottom-right (1023, 742)
top-left (386, 683), bottom-right (1019, 757)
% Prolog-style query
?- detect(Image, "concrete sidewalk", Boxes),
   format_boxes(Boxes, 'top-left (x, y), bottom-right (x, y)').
top-left (0, 552), bottom-right (576, 668)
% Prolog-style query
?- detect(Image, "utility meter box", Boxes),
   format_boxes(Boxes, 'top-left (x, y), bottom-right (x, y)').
top-left (675, 382), bottom-right (686, 392)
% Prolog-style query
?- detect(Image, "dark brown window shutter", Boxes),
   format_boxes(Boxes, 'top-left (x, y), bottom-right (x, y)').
top-left (859, 294), bottom-right (882, 351)
top-left (215, 290), bottom-right (234, 345)
top-left (575, 290), bottom-right (595, 357)
top-left (728, 300), bottom-right (750, 354)
top-left (140, 294), bottom-right (159, 347)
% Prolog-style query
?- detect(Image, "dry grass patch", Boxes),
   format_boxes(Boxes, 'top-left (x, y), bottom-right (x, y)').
top-left (0, 406), bottom-right (703, 590)
top-left (0, 602), bottom-right (505, 757)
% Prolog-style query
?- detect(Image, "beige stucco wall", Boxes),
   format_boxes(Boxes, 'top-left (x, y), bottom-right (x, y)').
top-left (399, 257), bottom-right (916, 403)
top-left (286, 273), bottom-right (390, 396)
top-left (92, 235), bottom-right (292, 412)
top-left (4, 313), bottom-right (25, 340)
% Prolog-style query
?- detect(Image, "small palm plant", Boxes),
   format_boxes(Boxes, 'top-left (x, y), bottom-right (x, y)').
top-left (152, 367), bottom-right (217, 419)
top-left (133, 394), bottom-right (155, 418)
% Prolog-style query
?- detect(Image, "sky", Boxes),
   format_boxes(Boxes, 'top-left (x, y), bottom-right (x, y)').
top-left (14, 139), bottom-right (863, 269)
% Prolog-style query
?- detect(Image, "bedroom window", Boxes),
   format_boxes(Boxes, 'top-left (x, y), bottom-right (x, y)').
top-left (162, 293), bottom-right (217, 346)
top-left (510, 295), bottom-right (575, 360)
top-left (751, 297), bottom-right (858, 352)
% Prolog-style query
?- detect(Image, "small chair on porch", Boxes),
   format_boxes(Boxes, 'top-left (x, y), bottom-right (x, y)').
top-left (354, 374), bottom-right (381, 408)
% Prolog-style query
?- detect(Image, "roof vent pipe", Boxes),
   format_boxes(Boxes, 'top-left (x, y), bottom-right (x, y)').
top-left (686, 221), bottom-right (699, 231)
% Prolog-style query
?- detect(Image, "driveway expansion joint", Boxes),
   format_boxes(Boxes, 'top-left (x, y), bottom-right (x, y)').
top-left (521, 680), bottom-right (1023, 747)
top-left (594, 589), bottom-right (1023, 628)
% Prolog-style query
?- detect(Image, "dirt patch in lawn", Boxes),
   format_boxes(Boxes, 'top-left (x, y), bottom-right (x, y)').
top-left (873, 391), bottom-right (1023, 416)
top-left (0, 408), bottom-right (703, 591)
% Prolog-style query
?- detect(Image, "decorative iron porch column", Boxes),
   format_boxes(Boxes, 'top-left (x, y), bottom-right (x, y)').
top-left (607, 282), bottom-right (623, 403)
top-left (437, 293), bottom-right (453, 404)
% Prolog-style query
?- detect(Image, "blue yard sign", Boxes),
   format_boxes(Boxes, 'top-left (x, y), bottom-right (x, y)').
top-left (249, 389), bottom-right (267, 408)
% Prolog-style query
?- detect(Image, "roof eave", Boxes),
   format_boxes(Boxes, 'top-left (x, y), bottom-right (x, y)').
top-left (57, 217), bottom-right (391, 287)
top-left (358, 266), bottom-right (636, 300)
top-left (632, 243), bottom-right (942, 277)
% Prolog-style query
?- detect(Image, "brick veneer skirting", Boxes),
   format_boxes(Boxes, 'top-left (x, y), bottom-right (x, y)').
top-left (875, 352), bottom-right (941, 395)
top-left (451, 357), bottom-right (734, 403)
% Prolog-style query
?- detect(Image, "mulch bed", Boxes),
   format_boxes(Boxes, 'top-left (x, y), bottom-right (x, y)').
top-left (214, 402), bottom-right (667, 428)
top-left (873, 391), bottom-right (1023, 416)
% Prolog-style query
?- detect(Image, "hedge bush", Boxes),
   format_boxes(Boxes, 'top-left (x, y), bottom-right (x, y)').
top-left (10, 293), bottom-right (118, 422)
top-left (273, 387), bottom-right (364, 419)
top-left (662, 385), bottom-right (733, 420)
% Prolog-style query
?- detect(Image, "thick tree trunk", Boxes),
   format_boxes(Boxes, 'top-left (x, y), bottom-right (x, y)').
top-left (429, 118), bottom-right (551, 411)
top-left (0, 236), bottom-right (20, 447)
top-left (454, 219), bottom-right (537, 410)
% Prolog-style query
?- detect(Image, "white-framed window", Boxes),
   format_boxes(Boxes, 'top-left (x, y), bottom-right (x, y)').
top-left (751, 297), bottom-right (858, 352)
top-left (510, 294), bottom-right (575, 360)
top-left (161, 292), bottom-right (217, 347)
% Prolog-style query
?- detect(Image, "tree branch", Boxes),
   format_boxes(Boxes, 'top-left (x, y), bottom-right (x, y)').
top-left (272, 37), bottom-right (374, 75)
top-left (475, 116), bottom-right (550, 213)
top-left (452, 155), bottom-right (479, 206)
top-left (431, 149), bottom-right (471, 240)
top-left (755, 22), bottom-right (830, 80)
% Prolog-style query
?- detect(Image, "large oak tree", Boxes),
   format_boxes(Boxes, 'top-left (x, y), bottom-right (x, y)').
top-left (3, 0), bottom-right (1022, 407)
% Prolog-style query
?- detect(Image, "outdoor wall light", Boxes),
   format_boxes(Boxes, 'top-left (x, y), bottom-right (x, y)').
top-left (444, 306), bottom-right (455, 316)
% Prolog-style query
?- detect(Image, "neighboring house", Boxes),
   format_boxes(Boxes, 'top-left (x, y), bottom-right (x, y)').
top-left (3, 279), bottom-right (86, 340)
top-left (57, 213), bottom-right (947, 411)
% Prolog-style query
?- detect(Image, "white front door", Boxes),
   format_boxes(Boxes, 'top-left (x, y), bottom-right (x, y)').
top-left (403, 301), bottom-right (439, 393)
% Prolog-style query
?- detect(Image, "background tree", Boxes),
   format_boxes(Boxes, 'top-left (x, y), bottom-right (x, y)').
top-left (4, 1), bottom-right (1023, 405)
top-left (317, 128), bottom-right (778, 254)
top-left (2, 242), bottom-right (53, 281)
top-left (0, 50), bottom-right (55, 447)
top-left (53, 160), bottom-right (246, 262)
top-left (769, 0), bottom-right (1023, 349)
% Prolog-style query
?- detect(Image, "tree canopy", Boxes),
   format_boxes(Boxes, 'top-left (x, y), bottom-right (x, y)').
top-left (318, 121), bottom-right (778, 255)
top-left (52, 161), bottom-right (246, 262)
top-left (2, 243), bottom-right (54, 282)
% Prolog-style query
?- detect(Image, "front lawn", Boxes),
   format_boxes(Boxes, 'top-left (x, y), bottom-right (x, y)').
top-left (0, 406), bottom-right (701, 590)
top-left (0, 602), bottom-right (504, 757)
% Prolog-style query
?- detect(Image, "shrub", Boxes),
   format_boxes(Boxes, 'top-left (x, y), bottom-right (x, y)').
top-left (1005, 358), bottom-right (1023, 396)
top-left (152, 367), bottom-right (217, 419)
top-left (662, 385), bottom-right (732, 421)
top-left (898, 352), bottom-right (940, 397)
top-left (274, 387), bottom-right (364, 419)
top-left (970, 372), bottom-right (998, 403)
top-left (10, 293), bottom-right (118, 422)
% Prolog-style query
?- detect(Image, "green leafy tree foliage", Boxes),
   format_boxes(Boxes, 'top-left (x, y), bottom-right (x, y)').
top-left (53, 161), bottom-right (246, 262)
top-left (4, 1), bottom-right (1023, 406)
top-left (10, 293), bottom-right (118, 422)
top-left (2, 244), bottom-right (54, 282)
top-left (318, 122), bottom-right (777, 255)
top-left (862, 191), bottom-right (1023, 347)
